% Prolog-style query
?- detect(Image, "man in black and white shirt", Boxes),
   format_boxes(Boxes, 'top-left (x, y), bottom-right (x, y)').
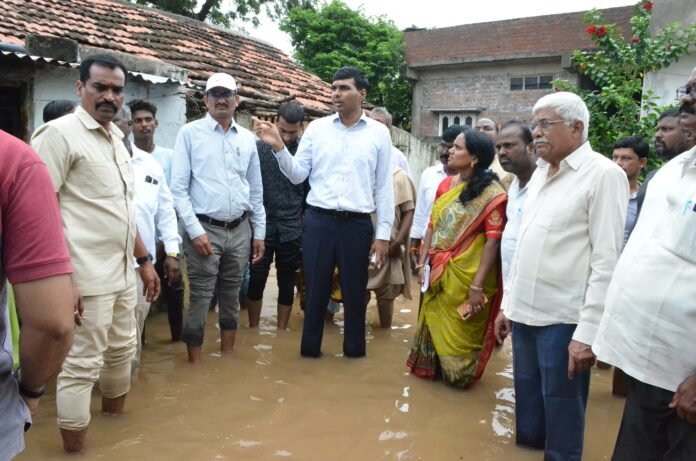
top-left (247, 102), bottom-right (308, 330)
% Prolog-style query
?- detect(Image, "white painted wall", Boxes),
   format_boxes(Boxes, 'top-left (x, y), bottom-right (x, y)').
top-left (31, 66), bottom-right (186, 148)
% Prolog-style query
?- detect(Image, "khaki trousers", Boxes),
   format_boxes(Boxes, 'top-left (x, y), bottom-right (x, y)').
top-left (56, 283), bottom-right (137, 430)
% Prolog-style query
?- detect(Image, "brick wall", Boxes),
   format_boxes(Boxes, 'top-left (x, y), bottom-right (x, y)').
top-left (411, 61), bottom-right (576, 138)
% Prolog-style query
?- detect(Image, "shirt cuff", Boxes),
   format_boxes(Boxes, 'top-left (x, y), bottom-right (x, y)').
top-left (187, 222), bottom-right (206, 241)
top-left (375, 224), bottom-right (391, 241)
top-left (572, 321), bottom-right (598, 346)
top-left (163, 239), bottom-right (181, 255)
top-left (252, 226), bottom-right (266, 240)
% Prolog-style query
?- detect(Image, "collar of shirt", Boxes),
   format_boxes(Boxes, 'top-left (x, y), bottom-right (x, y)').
top-left (74, 105), bottom-right (124, 140)
top-left (203, 112), bottom-right (239, 134)
top-left (330, 110), bottom-right (369, 129)
top-left (536, 140), bottom-right (591, 172)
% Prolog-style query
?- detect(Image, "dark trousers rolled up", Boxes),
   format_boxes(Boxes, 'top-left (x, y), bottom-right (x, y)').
top-left (300, 209), bottom-right (373, 358)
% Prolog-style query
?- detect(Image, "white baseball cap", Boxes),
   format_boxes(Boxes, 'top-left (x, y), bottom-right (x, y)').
top-left (205, 73), bottom-right (237, 93)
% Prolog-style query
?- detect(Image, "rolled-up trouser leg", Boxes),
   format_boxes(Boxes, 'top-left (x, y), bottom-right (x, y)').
top-left (56, 283), bottom-right (137, 430)
top-left (217, 220), bottom-right (251, 332)
top-left (182, 223), bottom-right (222, 347)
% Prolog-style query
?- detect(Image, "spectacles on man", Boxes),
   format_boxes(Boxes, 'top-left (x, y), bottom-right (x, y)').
top-left (676, 85), bottom-right (694, 100)
top-left (207, 90), bottom-right (236, 100)
top-left (530, 119), bottom-right (566, 132)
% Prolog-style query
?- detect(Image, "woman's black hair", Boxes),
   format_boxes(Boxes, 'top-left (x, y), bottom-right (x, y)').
top-left (458, 128), bottom-right (499, 206)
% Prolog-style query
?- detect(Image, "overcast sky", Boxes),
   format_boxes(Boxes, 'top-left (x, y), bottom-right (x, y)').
top-left (240, 0), bottom-right (637, 55)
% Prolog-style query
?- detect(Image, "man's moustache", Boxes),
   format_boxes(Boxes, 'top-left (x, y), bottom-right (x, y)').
top-left (96, 102), bottom-right (118, 112)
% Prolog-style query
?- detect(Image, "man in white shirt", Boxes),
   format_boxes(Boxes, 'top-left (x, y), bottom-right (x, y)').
top-left (128, 99), bottom-right (184, 342)
top-left (254, 66), bottom-right (394, 358)
top-left (593, 68), bottom-right (696, 461)
top-left (407, 124), bottom-right (462, 267)
top-left (496, 121), bottom-right (536, 286)
top-left (612, 136), bottom-right (648, 247)
top-left (369, 107), bottom-right (412, 178)
top-left (171, 73), bottom-right (266, 364)
top-left (494, 92), bottom-right (628, 460)
top-left (114, 105), bottom-right (181, 376)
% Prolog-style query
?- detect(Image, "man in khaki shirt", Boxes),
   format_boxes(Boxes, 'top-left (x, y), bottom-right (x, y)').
top-left (494, 92), bottom-right (628, 461)
top-left (31, 54), bottom-right (160, 454)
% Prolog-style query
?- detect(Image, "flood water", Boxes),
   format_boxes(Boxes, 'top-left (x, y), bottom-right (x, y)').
top-left (19, 274), bottom-right (625, 460)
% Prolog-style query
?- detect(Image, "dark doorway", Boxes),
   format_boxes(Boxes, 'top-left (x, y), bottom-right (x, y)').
top-left (0, 85), bottom-right (26, 140)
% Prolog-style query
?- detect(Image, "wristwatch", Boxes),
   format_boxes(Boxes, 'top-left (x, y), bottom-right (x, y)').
top-left (136, 253), bottom-right (153, 265)
top-left (14, 368), bottom-right (46, 399)
top-left (166, 252), bottom-right (181, 260)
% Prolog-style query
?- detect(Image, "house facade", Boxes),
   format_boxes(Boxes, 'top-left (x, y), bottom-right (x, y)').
top-left (404, 6), bottom-right (634, 141)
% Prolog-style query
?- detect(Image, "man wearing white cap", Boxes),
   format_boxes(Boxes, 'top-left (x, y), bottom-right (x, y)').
top-left (170, 72), bottom-right (265, 363)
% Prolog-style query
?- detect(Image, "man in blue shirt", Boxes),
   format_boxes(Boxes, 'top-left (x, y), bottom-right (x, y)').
top-left (254, 66), bottom-right (394, 358)
top-left (171, 73), bottom-right (266, 364)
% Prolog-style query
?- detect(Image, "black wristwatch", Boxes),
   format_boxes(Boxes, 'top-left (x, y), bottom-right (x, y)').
top-left (136, 253), bottom-right (153, 265)
top-left (14, 368), bottom-right (46, 399)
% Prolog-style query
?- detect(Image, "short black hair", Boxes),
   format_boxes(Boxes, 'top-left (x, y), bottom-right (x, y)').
top-left (80, 53), bottom-right (127, 83)
top-left (442, 124), bottom-right (467, 143)
top-left (43, 100), bottom-right (77, 123)
top-left (613, 135), bottom-right (649, 159)
top-left (332, 67), bottom-right (369, 91)
top-left (277, 102), bottom-right (304, 124)
top-left (658, 108), bottom-right (681, 121)
top-left (501, 120), bottom-right (533, 145)
top-left (128, 99), bottom-right (158, 117)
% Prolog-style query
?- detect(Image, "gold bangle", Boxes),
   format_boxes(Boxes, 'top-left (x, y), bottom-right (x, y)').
top-left (469, 284), bottom-right (484, 292)
top-left (408, 247), bottom-right (419, 254)
top-left (415, 263), bottom-right (426, 270)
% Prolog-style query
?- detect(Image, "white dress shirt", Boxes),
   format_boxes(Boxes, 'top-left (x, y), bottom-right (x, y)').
top-left (409, 163), bottom-right (449, 240)
top-left (131, 145), bottom-right (180, 263)
top-left (275, 112), bottom-right (394, 240)
top-left (593, 147), bottom-right (696, 392)
top-left (171, 114), bottom-right (266, 240)
top-left (500, 176), bottom-right (529, 287)
top-left (151, 145), bottom-right (173, 185)
top-left (502, 142), bottom-right (628, 345)
top-left (392, 146), bottom-right (412, 178)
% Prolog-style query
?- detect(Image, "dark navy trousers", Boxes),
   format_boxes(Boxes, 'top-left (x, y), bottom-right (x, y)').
top-left (300, 209), bottom-right (373, 358)
top-left (512, 322), bottom-right (591, 461)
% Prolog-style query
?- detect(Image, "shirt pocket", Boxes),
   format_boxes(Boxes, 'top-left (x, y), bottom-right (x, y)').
top-left (71, 160), bottom-right (118, 200)
top-left (663, 188), bottom-right (696, 263)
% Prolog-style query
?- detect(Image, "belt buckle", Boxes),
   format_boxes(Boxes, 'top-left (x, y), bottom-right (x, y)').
top-left (337, 210), bottom-right (350, 220)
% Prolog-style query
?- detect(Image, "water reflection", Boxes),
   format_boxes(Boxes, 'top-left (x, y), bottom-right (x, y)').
top-left (18, 277), bottom-right (625, 460)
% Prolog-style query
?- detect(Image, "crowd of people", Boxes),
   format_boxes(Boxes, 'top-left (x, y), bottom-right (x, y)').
top-left (1, 51), bottom-right (694, 461)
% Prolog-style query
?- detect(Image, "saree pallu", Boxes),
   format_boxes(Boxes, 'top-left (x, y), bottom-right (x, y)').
top-left (407, 179), bottom-right (506, 388)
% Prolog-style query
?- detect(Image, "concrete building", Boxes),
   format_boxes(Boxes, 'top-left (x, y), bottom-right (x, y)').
top-left (643, 0), bottom-right (696, 106)
top-left (404, 6), bottom-right (633, 141)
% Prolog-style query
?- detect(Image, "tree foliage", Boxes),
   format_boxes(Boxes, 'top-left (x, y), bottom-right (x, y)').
top-left (554, 1), bottom-right (696, 168)
top-left (134, 0), bottom-right (316, 27)
top-left (280, 0), bottom-right (412, 130)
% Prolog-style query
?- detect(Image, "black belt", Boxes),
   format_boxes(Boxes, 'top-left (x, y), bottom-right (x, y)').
top-left (308, 205), bottom-right (369, 221)
top-left (196, 212), bottom-right (247, 230)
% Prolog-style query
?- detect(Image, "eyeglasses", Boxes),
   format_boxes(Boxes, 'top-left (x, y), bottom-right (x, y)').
top-left (530, 119), bottom-right (566, 132)
top-left (676, 85), bottom-right (694, 99)
top-left (207, 90), bottom-right (235, 100)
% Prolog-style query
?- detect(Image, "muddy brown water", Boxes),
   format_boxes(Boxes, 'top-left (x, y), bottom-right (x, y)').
top-left (19, 274), bottom-right (624, 460)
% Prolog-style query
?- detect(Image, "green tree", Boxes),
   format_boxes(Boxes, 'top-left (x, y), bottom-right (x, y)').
top-left (554, 1), bottom-right (696, 168)
top-left (280, 0), bottom-right (412, 129)
top-left (134, 0), bottom-right (316, 27)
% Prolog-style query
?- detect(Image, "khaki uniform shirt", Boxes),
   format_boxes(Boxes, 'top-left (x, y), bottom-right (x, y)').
top-left (31, 106), bottom-right (136, 296)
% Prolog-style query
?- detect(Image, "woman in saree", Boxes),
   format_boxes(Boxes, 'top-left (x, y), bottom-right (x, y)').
top-left (407, 129), bottom-right (507, 388)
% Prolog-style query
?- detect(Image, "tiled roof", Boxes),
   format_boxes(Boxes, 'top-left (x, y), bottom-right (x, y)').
top-left (405, 6), bottom-right (635, 67)
top-left (1, 0), bottom-right (333, 115)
